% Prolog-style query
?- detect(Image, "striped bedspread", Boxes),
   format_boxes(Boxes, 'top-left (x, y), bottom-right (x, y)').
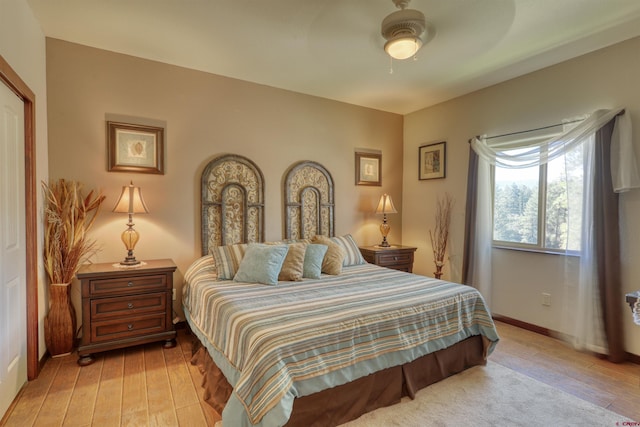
top-left (183, 257), bottom-right (499, 427)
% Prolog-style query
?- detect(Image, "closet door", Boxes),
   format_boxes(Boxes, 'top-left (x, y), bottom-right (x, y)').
top-left (0, 80), bottom-right (27, 418)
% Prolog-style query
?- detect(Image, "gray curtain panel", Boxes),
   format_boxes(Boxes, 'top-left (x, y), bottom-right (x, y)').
top-left (461, 145), bottom-right (479, 286)
top-left (594, 118), bottom-right (625, 362)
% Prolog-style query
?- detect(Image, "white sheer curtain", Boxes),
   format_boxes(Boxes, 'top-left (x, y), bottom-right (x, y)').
top-left (573, 135), bottom-right (607, 353)
top-left (468, 108), bottom-right (638, 353)
top-left (467, 159), bottom-right (493, 307)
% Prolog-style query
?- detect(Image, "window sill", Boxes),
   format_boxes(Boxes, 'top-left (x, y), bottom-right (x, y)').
top-left (492, 244), bottom-right (580, 257)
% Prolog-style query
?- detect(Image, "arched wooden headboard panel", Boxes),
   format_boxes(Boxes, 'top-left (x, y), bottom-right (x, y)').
top-left (284, 161), bottom-right (334, 240)
top-left (201, 154), bottom-right (265, 255)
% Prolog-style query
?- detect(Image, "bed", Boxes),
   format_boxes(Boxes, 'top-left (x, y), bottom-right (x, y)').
top-left (185, 155), bottom-right (499, 426)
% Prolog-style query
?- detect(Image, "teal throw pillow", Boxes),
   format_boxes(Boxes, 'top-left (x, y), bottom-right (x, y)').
top-left (303, 244), bottom-right (328, 279)
top-left (233, 244), bottom-right (289, 286)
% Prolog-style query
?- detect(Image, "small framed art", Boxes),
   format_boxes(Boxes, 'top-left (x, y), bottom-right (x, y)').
top-left (107, 121), bottom-right (164, 174)
top-left (355, 152), bottom-right (382, 186)
top-left (419, 141), bottom-right (446, 180)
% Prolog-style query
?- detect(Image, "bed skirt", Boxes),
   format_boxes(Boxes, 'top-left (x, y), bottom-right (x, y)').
top-left (191, 334), bottom-right (487, 426)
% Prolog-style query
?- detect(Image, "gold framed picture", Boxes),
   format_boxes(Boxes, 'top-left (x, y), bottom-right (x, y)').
top-left (107, 121), bottom-right (164, 174)
top-left (355, 152), bottom-right (382, 186)
top-left (419, 141), bottom-right (446, 180)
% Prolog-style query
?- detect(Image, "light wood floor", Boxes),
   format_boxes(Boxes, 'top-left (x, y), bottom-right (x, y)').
top-left (2, 321), bottom-right (639, 426)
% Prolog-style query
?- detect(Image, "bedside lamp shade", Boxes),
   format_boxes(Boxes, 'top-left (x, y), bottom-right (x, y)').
top-left (113, 181), bottom-right (149, 265)
top-left (375, 194), bottom-right (397, 247)
top-left (113, 183), bottom-right (149, 215)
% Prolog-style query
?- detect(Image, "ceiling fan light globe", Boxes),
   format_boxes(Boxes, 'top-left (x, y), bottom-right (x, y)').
top-left (385, 36), bottom-right (423, 60)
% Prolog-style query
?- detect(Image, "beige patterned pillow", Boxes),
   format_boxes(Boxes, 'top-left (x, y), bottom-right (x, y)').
top-left (312, 235), bottom-right (346, 275)
top-left (278, 242), bottom-right (307, 281)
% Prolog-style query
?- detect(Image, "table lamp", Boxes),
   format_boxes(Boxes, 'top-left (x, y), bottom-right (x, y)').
top-left (375, 193), bottom-right (397, 247)
top-left (113, 181), bottom-right (149, 265)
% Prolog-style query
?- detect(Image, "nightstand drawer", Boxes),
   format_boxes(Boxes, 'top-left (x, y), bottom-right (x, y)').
top-left (376, 253), bottom-right (413, 266)
top-left (359, 245), bottom-right (417, 273)
top-left (88, 274), bottom-right (168, 297)
top-left (91, 292), bottom-right (167, 320)
top-left (91, 313), bottom-right (167, 342)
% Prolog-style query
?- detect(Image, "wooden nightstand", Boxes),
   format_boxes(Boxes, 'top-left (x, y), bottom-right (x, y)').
top-left (359, 245), bottom-right (417, 273)
top-left (76, 259), bottom-right (177, 366)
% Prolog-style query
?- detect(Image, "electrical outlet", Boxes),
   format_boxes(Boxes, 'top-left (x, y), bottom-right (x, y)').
top-left (542, 292), bottom-right (551, 306)
top-left (172, 288), bottom-right (176, 301)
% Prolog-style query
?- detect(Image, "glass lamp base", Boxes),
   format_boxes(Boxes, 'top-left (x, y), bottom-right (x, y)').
top-left (379, 219), bottom-right (391, 247)
top-left (120, 225), bottom-right (141, 265)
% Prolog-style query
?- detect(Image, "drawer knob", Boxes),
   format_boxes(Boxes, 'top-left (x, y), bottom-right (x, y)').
top-left (394, 256), bottom-right (398, 261)
top-left (127, 303), bottom-right (134, 309)
top-left (127, 324), bottom-right (134, 330)
top-left (127, 281), bottom-right (133, 287)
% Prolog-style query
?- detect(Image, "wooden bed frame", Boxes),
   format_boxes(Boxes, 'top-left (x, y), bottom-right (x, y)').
top-left (194, 154), bottom-right (488, 425)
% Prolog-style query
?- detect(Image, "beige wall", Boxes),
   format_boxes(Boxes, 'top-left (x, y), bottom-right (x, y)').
top-left (45, 39), bottom-right (404, 319)
top-left (1, 0), bottom-right (49, 359)
top-left (44, 32), bottom-right (640, 357)
top-left (403, 36), bottom-right (640, 356)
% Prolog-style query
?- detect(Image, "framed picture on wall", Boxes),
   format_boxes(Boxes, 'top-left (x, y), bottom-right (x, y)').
top-left (355, 152), bottom-right (382, 186)
top-left (107, 121), bottom-right (164, 174)
top-left (419, 141), bottom-right (446, 180)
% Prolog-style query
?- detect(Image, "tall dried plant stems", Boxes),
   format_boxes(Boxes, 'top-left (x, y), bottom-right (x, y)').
top-left (42, 179), bottom-right (106, 284)
top-left (429, 193), bottom-right (454, 269)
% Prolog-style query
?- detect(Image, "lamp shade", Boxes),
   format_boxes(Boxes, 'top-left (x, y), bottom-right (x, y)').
top-left (375, 194), bottom-right (397, 215)
top-left (113, 181), bottom-right (149, 214)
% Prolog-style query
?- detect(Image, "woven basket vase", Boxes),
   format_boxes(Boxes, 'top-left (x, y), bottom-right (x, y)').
top-left (44, 283), bottom-right (77, 357)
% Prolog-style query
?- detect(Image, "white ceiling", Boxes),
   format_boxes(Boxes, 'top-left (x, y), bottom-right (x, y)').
top-left (25, 0), bottom-right (640, 115)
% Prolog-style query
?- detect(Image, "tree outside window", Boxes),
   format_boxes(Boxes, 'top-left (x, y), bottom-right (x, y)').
top-left (492, 143), bottom-right (584, 253)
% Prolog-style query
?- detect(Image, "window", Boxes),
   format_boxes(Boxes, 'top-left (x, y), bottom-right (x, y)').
top-left (492, 142), bottom-right (584, 253)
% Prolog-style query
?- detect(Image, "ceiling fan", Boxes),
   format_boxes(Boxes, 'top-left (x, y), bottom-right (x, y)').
top-left (381, 0), bottom-right (428, 60)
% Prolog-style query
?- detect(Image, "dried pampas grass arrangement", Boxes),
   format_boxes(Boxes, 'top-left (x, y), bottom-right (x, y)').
top-left (42, 179), bottom-right (106, 284)
top-left (42, 179), bottom-right (105, 356)
top-left (429, 193), bottom-right (454, 279)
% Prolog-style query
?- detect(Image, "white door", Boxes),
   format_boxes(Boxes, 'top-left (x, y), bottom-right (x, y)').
top-left (0, 81), bottom-right (27, 418)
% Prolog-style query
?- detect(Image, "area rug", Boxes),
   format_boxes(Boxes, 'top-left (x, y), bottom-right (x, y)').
top-left (342, 361), bottom-right (633, 427)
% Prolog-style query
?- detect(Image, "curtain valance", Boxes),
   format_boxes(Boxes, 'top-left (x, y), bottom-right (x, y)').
top-left (470, 108), bottom-right (640, 193)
